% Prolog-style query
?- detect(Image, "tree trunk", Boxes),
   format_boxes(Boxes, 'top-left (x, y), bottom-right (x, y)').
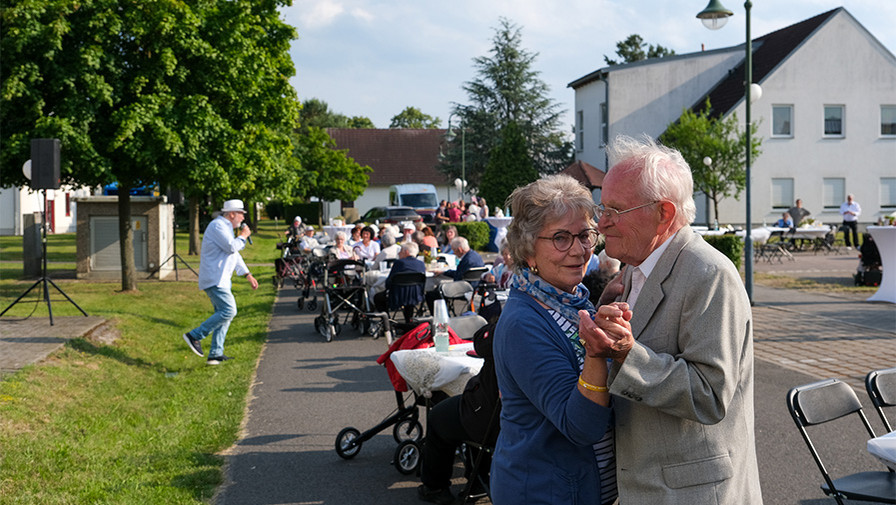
top-left (188, 196), bottom-right (201, 255)
top-left (118, 189), bottom-right (137, 292)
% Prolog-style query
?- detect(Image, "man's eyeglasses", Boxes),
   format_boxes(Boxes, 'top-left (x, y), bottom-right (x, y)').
top-left (537, 229), bottom-right (600, 252)
top-left (595, 201), bottom-right (658, 221)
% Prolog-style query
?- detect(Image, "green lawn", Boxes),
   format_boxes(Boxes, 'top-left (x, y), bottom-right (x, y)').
top-left (0, 221), bottom-right (283, 504)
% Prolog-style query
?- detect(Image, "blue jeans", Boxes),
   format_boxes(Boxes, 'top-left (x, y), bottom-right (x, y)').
top-left (191, 286), bottom-right (237, 357)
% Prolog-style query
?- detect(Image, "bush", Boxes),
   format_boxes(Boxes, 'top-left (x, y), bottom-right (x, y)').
top-left (453, 221), bottom-right (490, 251)
top-left (702, 234), bottom-right (744, 268)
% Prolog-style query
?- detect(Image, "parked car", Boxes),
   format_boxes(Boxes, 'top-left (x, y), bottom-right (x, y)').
top-left (357, 206), bottom-right (422, 225)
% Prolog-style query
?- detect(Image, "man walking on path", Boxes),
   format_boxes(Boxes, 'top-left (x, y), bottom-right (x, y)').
top-left (183, 199), bottom-right (258, 365)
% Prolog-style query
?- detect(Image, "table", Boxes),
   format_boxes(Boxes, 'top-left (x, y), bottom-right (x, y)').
top-left (389, 343), bottom-right (483, 397)
top-left (696, 227), bottom-right (773, 245)
top-left (868, 430), bottom-right (896, 471)
top-left (866, 226), bottom-right (896, 304)
top-left (485, 217), bottom-right (512, 252)
top-left (363, 268), bottom-right (437, 298)
top-left (322, 225), bottom-right (355, 241)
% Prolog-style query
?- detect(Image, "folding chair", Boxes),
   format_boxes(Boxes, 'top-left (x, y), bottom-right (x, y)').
top-left (386, 271), bottom-right (429, 324)
top-left (448, 314), bottom-right (487, 341)
top-left (462, 266), bottom-right (490, 285)
top-left (439, 280), bottom-right (474, 316)
top-left (866, 367), bottom-right (896, 433)
top-left (786, 379), bottom-right (896, 504)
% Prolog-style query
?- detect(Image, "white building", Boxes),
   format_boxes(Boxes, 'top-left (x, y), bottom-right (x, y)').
top-left (569, 7), bottom-right (896, 227)
top-left (0, 185), bottom-right (92, 235)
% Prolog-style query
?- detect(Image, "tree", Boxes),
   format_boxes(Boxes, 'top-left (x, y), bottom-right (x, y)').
top-left (442, 18), bottom-right (572, 192)
top-left (480, 121), bottom-right (537, 209)
top-left (293, 126), bottom-right (371, 203)
top-left (1, 0), bottom-right (300, 290)
top-left (389, 107), bottom-right (441, 129)
top-left (299, 98), bottom-right (375, 129)
top-left (660, 99), bottom-right (762, 222)
top-left (604, 34), bottom-right (675, 65)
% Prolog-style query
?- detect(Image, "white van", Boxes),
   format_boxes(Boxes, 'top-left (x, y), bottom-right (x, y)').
top-left (388, 184), bottom-right (439, 222)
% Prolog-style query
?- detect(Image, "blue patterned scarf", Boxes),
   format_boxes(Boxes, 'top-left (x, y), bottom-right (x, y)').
top-left (512, 267), bottom-right (595, 326)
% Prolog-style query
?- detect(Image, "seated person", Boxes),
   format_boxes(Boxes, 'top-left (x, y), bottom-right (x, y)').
top-left (418, 323), bottom-right (500, 505)
top-left (433, 237), bottom-right (484, 284)
top-left (285, 216), bottom-right (303, 240)
top-left (484, 242), bottom-right (514, 290)
top-left (329, 231), bottom-right (356, 260)
top-left (352, 225), bottom-right (381, 261)
top-left (372, 232), bottom-right (401, 270)
top-left (775, 212), bottom-right (794, 230)
top-left (421, 226), bottom-right (439, 252)
top-left (349, 224), bottom-right (363, 247)
top-left (299, 225), bottom-right (320, 253)
top-left (439, 226), bottom-right (458, 254)
top-left (373, 242), bottom-right (426, 319)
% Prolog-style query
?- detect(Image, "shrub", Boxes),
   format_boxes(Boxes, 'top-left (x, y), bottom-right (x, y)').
top-left (702, 234), bottom-right (744, 268)
top-left (453, 221), bottom-right (490, 251)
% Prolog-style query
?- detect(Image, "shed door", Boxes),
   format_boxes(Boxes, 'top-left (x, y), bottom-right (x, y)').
top-left (90, 216), bottom-right (148, 270)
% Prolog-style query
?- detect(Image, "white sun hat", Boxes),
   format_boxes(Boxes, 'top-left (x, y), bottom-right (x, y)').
top-left (220, 199), bottom-right (246, 213)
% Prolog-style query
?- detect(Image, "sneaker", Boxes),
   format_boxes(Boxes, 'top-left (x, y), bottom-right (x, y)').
top-left (417, 484), bottom-right (455, 505)
top-left (207, 355), bottom-right (233, 365)
top-left (183, 333), bottom-right (203, 357)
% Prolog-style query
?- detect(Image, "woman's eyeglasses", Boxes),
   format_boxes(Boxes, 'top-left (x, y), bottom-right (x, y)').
top-left (537, 229), bottom-right (600, 252)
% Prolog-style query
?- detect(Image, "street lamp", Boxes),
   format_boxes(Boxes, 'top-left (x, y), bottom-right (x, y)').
top-left (697, 0), bottom-right (758, 304)
top-left (446, 113), bottom-right (466, 200)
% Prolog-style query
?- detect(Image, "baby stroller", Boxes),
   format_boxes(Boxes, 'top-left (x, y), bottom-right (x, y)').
top-left (313, 259), bottom-right (373, 342)
top-left (854, 233), bottom-right (882, 286)
top-left (334, 321), bottom-right (468, 474)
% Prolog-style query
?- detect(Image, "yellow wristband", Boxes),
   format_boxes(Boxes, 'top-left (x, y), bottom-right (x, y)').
top-left (578, 375), bottom-right (608, 392)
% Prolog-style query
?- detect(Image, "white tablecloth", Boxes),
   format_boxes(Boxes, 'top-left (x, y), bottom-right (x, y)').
top-left (867, 226), bottom-right (896, 304)
top-left (868, 430), bottom-right (896, 471)
top-left (390, 343), bottom-right (483, 397)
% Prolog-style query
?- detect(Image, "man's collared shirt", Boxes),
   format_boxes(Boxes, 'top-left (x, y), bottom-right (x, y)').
top-left (198, 215), bottom-right (249, 290)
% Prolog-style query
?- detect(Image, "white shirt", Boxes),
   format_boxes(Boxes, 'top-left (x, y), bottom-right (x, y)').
top-left (839, 201), bottom-right (861, 222)
top-left (300, 235), bottom-right (320, 251)
top-left (353, 240), bottom-right (381, 260)
top-left (198, 215), bottom-right (249, 290)
top-left (373, 244), bottom-right (401, 269)
top-left (627, 231), bottom-right (679, 306)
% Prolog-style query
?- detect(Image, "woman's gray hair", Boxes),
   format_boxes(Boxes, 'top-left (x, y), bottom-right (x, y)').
top-left (380, 232), bottom-right (396, 247)
top-left (606, 134), bottom-right (697, 227)
top-left (505, 174), bottom-right (596, 271)
top-left (335, 231), bottom-right (347, 241)
top-left (401, 241), bottom-right (419, 257)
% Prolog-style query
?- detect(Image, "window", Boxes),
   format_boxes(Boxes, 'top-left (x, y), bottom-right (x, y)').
top-left (772, 105), bottom-right (793, 137)
top-left (576, 110), bottom-right (584, 151)
top-left (882, 105), bottom-right (896, 137)
top-left (882, 178), bottom-right (896, 208)
top-left (823, 178), bottom-right (845, 210)
top-left (600, 102), bottom-right (608, 145)
top-left (824, 105), bottom-right (844, 137)
top-left (771, 178), bottom-right (793, 209)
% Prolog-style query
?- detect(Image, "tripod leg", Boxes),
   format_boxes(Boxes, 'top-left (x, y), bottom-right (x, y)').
top-left (0, 278), bottom-right (43, 317)
top-left (43, 278), bottom-right (54, 326)
top-left (46, 278), bottom-right (89, 317)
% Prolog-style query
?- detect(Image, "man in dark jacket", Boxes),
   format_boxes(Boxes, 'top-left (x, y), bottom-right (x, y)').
top-left (417, 323), bottom-right (500, 505)
top-left (373, 242), bottom-right (426, 317)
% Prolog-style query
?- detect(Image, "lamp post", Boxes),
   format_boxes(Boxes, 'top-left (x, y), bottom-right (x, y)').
top-left (446, 113), bottom-right (466, 200)
top-left (697, 0), bottom-right (757, 304)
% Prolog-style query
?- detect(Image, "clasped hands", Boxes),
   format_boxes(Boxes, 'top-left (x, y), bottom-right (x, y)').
top-left (578, 302), bottom-right (634, 361)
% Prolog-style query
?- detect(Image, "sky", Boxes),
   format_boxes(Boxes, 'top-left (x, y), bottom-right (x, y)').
top-left (281, 1), bottom-right (896, 132)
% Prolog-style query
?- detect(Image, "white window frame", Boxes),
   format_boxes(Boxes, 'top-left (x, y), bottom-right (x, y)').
top-left (823, 105), bottom-right (844, 138)
top-left (881, 177), bottom-right (896, 209)
top-left (823, 178), bottom-right (845, 210)
top-left (881, 105), bottom-right (896, 138)
top-left (772, 104), bottom-right (793, 138)
top-left (576, 110), bottom-right (584, 152)
top-left (771, 178), bottom-right (794, 209)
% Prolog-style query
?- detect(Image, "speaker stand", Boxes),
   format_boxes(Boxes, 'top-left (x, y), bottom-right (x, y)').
top-left (147, 216), bottom-right (196, 280)
top-left (1, 189), bottom-right (88, 325)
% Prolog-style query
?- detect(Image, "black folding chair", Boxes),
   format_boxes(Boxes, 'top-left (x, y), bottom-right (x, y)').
top-left (462, 266), bottom-right (490, 285)
top-left (866, 367), bottom-right (896, 433)
top-left (787, 379), bottom-right (896, 504)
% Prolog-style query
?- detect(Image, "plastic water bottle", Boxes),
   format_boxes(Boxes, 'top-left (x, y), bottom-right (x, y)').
top-left (433, 299), bottom-right (450, 353)
top-left (713, 218), bottom-right (719, 231)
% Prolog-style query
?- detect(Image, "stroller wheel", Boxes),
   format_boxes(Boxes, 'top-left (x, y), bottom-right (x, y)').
top-left (297, 298), bottom-right (304, 311)
top-left (314, 316), bottom-right (327, 337)
top-left (335, 427), bottom-right (362, 459)
top-left (326, 321), bottom-right (338, 342)
top-left (393, 440), bottom-right (421, 475)
top-left (393, 419), bottom-right (423, 443)
top-left (307, 300), bottom-right (318, 312)
top-left (365, 318), bottom-right (381, 338)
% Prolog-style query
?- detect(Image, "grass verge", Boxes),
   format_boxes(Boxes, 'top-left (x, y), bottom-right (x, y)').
top-left (0, 221), bottom-right (284, 504)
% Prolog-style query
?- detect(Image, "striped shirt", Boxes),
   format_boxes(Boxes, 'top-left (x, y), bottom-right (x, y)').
top-left (549, 309), bottom-right (618, 505)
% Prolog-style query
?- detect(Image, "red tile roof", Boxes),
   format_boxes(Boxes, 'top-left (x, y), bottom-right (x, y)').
top-left (561, 159), bottom-right (605, 188)
top-left (326, 128), bottom-right (452, 186)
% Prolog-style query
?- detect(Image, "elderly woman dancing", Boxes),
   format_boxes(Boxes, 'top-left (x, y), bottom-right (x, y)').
top-left (491, 174), bottom-right (632, 505)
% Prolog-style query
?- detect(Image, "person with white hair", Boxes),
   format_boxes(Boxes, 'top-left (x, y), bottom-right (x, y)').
top-left (183, 199), bottom-right (258, 365)
top-left (329, 231), bottom-right (355, 260)
top-left (299, 226), bottom-right (319, 253)
top-left (372, 232), bottom-right (401, 270)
